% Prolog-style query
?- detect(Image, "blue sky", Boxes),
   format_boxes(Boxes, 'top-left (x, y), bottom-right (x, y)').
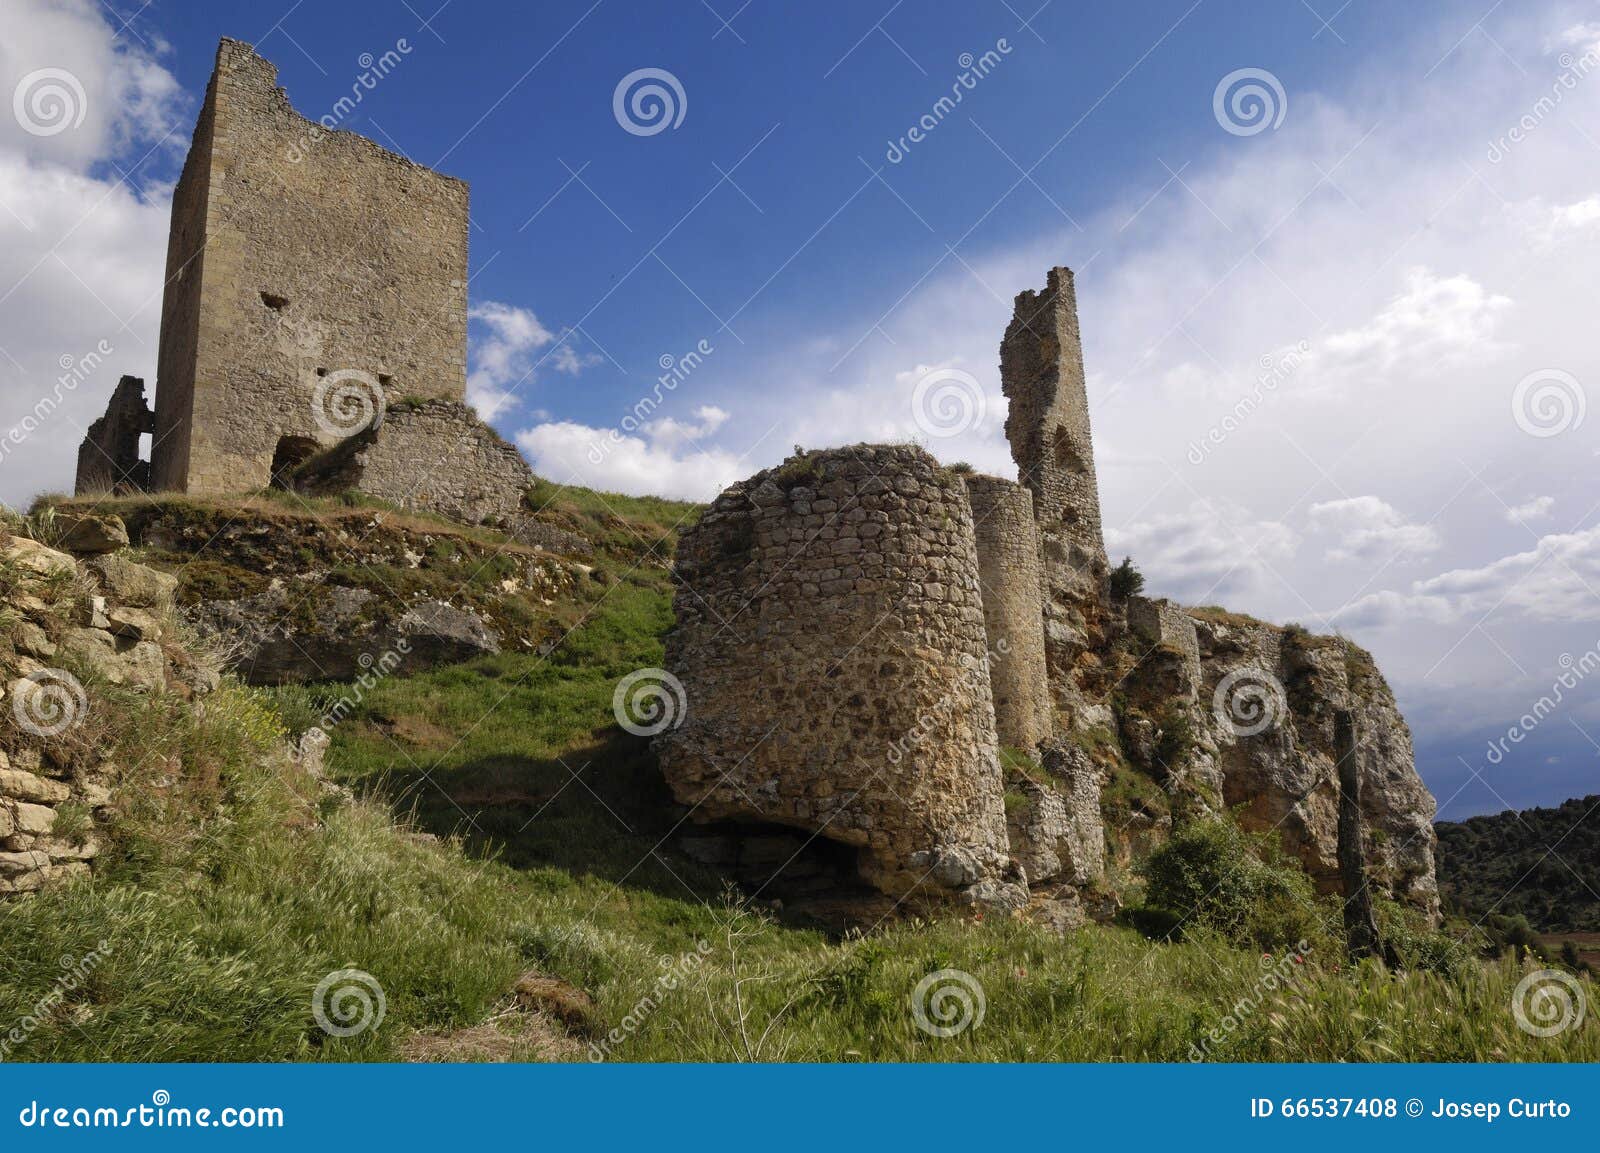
top-left (4, 0), bottom-right (1600, 818)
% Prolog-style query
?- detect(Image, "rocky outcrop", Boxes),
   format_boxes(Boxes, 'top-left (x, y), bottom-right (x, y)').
top-left (189, 582), bottom-right (499, 685)
top-left (1006, 740), bottom-right (1104, 886)
top-left (1117, 599), bottom-right (1438, 917)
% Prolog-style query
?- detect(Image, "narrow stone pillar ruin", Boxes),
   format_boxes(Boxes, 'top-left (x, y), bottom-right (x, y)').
top-left (1000, 265), bottom-right (1110, 717)
top-left (962, 474), bottom-right (1051, 752)
top-left (74, 375), bottom-right (154, 496)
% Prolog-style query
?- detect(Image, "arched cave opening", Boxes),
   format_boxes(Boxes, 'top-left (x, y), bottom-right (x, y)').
top-left (269, 435), bottom-right (320, 490)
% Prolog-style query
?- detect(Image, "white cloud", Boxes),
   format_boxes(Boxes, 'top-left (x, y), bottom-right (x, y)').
top-left (1316, 268), bottom-right (1512, 376)
top-left (0, 0), bottom-right (181, 508)
top-left (516, 415), bottom-right (747, 501)
top-left (466, 301), bottom-right (598, 421)
top-left (1338, 526), bottom-right (1600, 627)
top-left (1507, 194), bottom-right (1600, 249)
top-left (0, 0), bottom-right (184, 172)
top-left (1505, 495), bottom-right (1555, 522)
top-left (1308, 495), bottom-right (1442, 563)
top-left (1105, 501), bottom-right (1299, 608)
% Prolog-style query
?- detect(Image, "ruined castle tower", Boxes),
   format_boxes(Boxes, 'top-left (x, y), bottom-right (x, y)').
top-left (656, 445), bottom-right (1025, 908)
top-left (1000, 267), bottom-right (1109, 709)
top-left (145, 39), bottom-right (469, 494)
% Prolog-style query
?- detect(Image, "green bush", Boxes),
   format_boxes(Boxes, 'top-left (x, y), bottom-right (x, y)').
top-left (1134, 817), bottom-right (1334, 951)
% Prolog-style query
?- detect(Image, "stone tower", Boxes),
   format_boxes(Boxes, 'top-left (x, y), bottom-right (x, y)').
top-left (1000, 266), bottom-right (1107, 571)
top-left (147, 39), bottom-right (469, 494)
top-left (1000, 266), bottom-right (1109, 708)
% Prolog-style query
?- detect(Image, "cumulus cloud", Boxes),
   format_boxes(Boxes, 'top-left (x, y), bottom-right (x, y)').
top-left (0, 0), bottom-right (185, 172)
top-left (1105, 500), bottom-right (1299, 608)
top-left (0, 0), bottom-right (182, 508)
top-left (1308, 495), bottom-right (1442, 563)
top-left (1505, 495), bottom-right (1555, 523)
top-left (1337, 526), bottom-right (1600, 628)
top-left (466, 301), bottom-right (598, 421)
top-left (1314, 268), bottom-right (1512, 377)
top-left (517, 411), bottom-right (747, 501)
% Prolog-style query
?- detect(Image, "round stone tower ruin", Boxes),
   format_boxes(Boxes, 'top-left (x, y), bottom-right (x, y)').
top-left (655, 444), bottom-right (1024, 908)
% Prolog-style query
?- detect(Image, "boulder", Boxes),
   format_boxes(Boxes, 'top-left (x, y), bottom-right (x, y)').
top-left (84, 554), bottom-right (178, 611)
top-left (53, 512), bottom-right (129, 554)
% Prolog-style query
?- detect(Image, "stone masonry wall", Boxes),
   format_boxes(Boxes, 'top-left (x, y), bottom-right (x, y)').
top-left (150, 39), bottom-right (469, 495)
top-left (962, 474), bottom-right (1051, 751)
top-left (298, 400), bottom-right (534, 525)
top-left (656, 445), bottom-right (1024, 908)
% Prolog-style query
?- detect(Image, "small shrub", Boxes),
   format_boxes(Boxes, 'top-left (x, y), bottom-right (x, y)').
top-left (1109, 556), bottom-right (1144, 600)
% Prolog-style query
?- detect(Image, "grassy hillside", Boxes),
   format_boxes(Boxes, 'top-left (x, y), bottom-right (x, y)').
top-left (2, 485), bottom-right (1596, 1062)
top-left (1436, 796), bottom-right (1600, 933)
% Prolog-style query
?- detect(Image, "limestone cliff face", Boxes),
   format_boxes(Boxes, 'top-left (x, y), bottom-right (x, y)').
top-left (1116, 598), bottom-right (1438, 917)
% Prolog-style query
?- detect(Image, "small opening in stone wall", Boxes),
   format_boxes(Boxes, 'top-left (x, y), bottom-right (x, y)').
top-left (377, 373), bottom-right (393, 387)
top-left (260, 292), bottom-right (290, 311)
top-left (269, 435), bottom-right (321, 490)
top-left (315, 367), bottom-right (328, 377)
top-left (1052, 424), bottom-right (1086, 473)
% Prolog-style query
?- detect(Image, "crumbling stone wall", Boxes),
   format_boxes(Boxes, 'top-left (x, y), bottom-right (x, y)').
top-left (963, 474), bottom-right (1050, 751)
top-left (74, 376), bottom-right (153, 496)
top-left (656, 445), bottom-right (1024, 908)
top-left (1, 526), bottom-right (188, 896)
top-left (149, 39), bottom-right (469, 495)
top-left (297, 400), bottom-right (533, 524)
